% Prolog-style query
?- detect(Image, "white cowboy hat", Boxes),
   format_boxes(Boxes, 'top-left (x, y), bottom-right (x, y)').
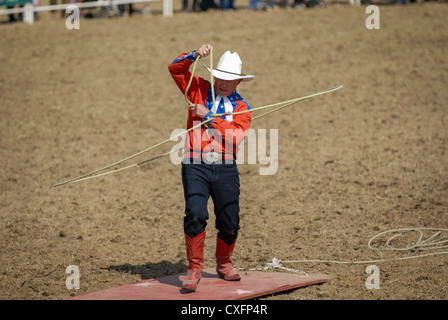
top-left (203, 51), bottom-right (255, 82)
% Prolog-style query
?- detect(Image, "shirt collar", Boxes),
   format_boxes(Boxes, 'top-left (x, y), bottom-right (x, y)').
top-left (206, 86), bottom-right (238, 110)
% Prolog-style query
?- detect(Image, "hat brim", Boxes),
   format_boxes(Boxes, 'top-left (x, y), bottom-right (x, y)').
top-left (203, 65), bottom-right (255, 82)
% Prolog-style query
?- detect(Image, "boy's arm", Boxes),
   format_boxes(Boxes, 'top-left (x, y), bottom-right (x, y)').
top-left (168, 44), bottom-right (212, 99)
top-left (168, 51), bottom-right (198, 97)
top-left (210, 103), bottom-right (252, 147)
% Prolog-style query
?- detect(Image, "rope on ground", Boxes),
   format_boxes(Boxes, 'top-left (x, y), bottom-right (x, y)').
top-left (244, 257), bottom-right (309, 276)
top-left (240, 228), bottom-right (448, 274)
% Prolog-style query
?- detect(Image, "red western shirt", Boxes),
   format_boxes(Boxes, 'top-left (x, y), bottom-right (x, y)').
top-left (169, 51), bottom-right (252, 160)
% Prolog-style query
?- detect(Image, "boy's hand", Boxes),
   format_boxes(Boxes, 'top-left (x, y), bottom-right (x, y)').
top-left (194, 44), bottom-right (212, 59)
top-left (189, 103), bottom-right (210, 119)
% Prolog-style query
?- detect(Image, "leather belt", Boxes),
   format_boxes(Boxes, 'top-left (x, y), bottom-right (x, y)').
top-left (183, 151), bottom-right (236, 164)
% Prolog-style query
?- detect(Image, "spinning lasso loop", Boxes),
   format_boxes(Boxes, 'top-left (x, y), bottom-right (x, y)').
top-left (241, 228), bottom-right (448, 274)
top-left (53, 49), bottom-right (343, 187)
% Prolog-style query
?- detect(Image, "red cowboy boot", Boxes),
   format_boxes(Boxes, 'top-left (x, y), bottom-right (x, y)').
top-left (182, 231), bottom-right (206, 291)
top-left (216, 236), bottom-right (241, 281)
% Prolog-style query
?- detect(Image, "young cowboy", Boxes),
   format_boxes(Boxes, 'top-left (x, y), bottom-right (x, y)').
top-left (168, 44), bottom-right (254, 291)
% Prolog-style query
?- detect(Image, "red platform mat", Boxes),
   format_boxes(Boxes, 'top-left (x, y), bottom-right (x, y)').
top-left (67, 269), bottom-right (332, 300)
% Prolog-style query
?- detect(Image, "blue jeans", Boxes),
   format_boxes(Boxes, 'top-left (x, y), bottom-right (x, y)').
top-left (266, 0), bottom-right (290, 7)
top-left (249, 0), bottom-right (261, 9)
top-left (220, 0), bottom-right (234, 9)
top-left (182, 161), bottom-right (240, 245)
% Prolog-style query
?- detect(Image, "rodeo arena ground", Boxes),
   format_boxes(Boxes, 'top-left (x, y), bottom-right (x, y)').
top-left (1, 0), bottom-right (447, 310)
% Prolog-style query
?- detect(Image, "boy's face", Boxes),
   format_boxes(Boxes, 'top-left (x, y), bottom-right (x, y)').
top-left (214, 78), bottom-right (242, 97)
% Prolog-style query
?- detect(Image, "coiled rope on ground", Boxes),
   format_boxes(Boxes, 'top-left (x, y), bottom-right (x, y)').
top-left (242, 228), bottom-right (448, 276)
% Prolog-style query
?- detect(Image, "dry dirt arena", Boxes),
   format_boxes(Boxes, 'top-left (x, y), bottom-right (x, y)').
top-left (1, 0), bottom-right (447, 301)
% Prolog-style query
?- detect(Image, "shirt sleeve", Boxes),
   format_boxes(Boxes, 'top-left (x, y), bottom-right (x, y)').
top-left (168, 51), bottom-right (208, 104)
top-left (210, 101), bottom-right (252, 149)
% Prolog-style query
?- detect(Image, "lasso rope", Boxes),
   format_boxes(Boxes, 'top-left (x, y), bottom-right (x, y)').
top-left (53, 49), bottom-right (342, 187)
top-left (240, 228), bottom-right (448, 275)
top-left (54, 50), bottom-right (215, 187)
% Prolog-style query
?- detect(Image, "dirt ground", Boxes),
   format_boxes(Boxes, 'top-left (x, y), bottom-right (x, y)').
top-left (1, 1), bottom-right (447, 301)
